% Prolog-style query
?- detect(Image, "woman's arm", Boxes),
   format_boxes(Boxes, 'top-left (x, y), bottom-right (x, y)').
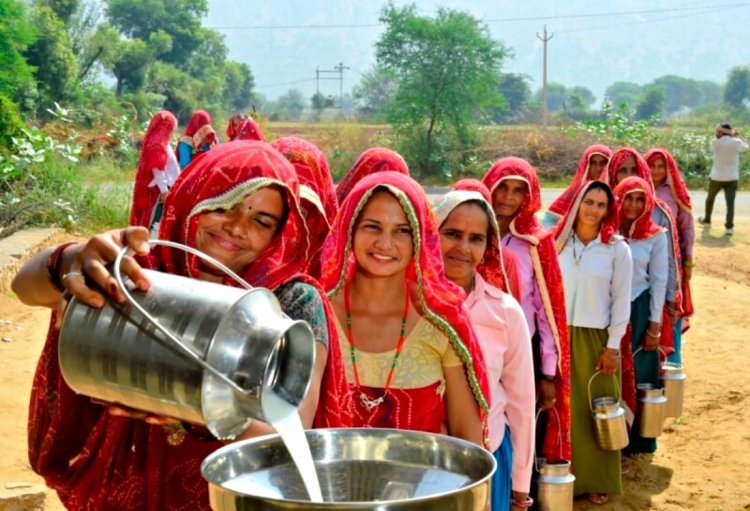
top-left (12, 228), bottom-right (151, 309)
top-left (443, 365), bottom-right (483, 446)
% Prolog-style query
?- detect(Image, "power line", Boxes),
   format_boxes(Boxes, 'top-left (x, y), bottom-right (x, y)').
top-left (208, 3), bottom-right (750, 30)
top-left (556, 5), bottom-right (733, 34)
top-left (255, 78), bottom-right (315, 89)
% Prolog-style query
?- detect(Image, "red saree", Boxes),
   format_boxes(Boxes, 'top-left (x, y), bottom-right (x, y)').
top-left (129, 110), bottom-right (176, 229)
top-left (29, 141), bottom-right (352, 510)
top-left (547, 144), bottom-right (613, 223)
top-left (335, 147), bottom-right (410, 204)
top-left (270, 136), bottom-right (338, 278)
top-left (234, 117), bottom-right (265, 142)
top-left (482, 157), bottom-right (572, 462)
top-left (320, 171), bottom-right (491, 447)
top-left (178, 110), bottom-right (216, 156)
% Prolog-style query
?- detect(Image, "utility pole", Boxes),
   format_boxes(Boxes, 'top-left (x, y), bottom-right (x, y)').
top-left (536, 25), bottom-right (553, 127)
top-left (333, 62), bottom-right (350, 110)
top-left (315, 67), bottom-right (319, 95)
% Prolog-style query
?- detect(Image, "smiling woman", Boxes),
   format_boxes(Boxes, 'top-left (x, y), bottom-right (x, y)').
top-left (11, 141), bottom-right (352, 510)
top-left (320, 171), bottom-right (491, 448)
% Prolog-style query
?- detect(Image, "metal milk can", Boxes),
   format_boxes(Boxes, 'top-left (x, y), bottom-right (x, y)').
top-left (588, 371), bottom-right (629, 451)
top-left (535, 408), bottom-right (575, 511)
top-left (636, 384), bottom-right (667, 438)
top-left (661, 360), bottom-right (686, 418)
top-left (58, 240), bottom-right (316, 440)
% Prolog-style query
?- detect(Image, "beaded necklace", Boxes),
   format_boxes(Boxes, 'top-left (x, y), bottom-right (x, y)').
top-left (344, 280), bottom-right (410, 411)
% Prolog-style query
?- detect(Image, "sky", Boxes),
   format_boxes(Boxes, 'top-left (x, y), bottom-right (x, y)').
top-left (204, 1), bottom-right (750, 104)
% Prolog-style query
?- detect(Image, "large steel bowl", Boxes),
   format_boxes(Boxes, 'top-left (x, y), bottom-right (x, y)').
top-left (201, 428), bottom-right (495, 510)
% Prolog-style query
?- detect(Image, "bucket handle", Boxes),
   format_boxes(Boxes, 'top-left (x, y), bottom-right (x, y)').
top-left (113, 239), bottom-right (253, 396)
top-left (587, 371), bottom-right (621, 413)
top-left (534, 406), bottom-right (563, 472)
top-left (633, 346), bottom-right (667, 370)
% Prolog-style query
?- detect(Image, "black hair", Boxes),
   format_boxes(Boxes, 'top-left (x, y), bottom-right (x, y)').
top-left (720, 123), bottom-right (732, 130)
top-left (581, 181), bottom-right (615, 211)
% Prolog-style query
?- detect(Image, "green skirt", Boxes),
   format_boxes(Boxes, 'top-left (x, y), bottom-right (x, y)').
top-left (625, 289), bottom-right (660, 454)
top-left (570, 326), bottom-right (622, 496)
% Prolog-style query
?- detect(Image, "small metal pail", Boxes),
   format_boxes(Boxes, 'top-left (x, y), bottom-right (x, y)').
top-left (661, 360), bottom-right (686, 418)
top-left (535, 408), bottom-right (574, 511)
top-left (636, 384), bottom-right (667, 438)
top-left (58, 240), bottom-right (316, 439)
top-left (588, 371), bottom-right (629, 451)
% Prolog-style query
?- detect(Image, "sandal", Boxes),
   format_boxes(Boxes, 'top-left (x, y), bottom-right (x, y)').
top-left (621, 459), bottom-right (631, 474)
top-left (588, 493), bottom-right (609, 505)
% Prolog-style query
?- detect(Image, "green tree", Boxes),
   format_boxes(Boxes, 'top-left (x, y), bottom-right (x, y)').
top-left (352, 66), bottom-right (397, 120)
top-left (145, 61), bottom-right (197, 120)
top-left (76, 22), bottom-right (120, 83)
top-left (105, 0), bottom-right (208, 69)
top-left (311, 92), bottom-right (335, 119)
top-left (0, 0), bottom-right (37, 100)
top-left (535, 82), bottom-right (567, 112)
top-left (24, 7), bottom-right (79, 107)
top-left (604, 81), bottom-right (642, 108)
top-left (653, 75), bottom-right (704, 114)
top-left (635, 85), bottom-right (666, 120)
top-left (274, 89), bottom-right (306, 120)
top-left (222, 61), bottom-right (255, 113)
top-left (36, 0), bottom-right (79, 25)
top-left (111, 30), bottom-right (172, 96)
top-left (724, 65), bottom-right (750, 111)
top-left (376, 4), bottom-right (506, 178)
top-left (493, 73), bottom-right (531, 123)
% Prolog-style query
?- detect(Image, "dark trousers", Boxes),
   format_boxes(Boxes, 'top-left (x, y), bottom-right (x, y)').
top-left (704, 179), bottom-right (738, 229)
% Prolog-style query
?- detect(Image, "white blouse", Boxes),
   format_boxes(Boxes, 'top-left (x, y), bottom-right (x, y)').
top-left (559, 233), bottom-right (633, 349)
top-left (628, 231), bottom-right (669, 323)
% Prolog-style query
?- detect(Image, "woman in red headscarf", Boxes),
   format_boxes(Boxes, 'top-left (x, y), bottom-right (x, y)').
top-left (542, 144), bottom-right (612, 228)
top-left (644, 148), bottom-right (694, 363)
top-left (12, 141), bottom-right (351, 510)
top-left (129, 110), bottom-right (178, 233)
top-left (271, 136), bottom-right (337, 278)
top-left (451, 178), bottom-right (522, 301)
top-left (225, 112), bottom-right (247, 141)
top-left (320, 171), bottom-right (491, 447)
top-left (177, 110), bottom-right (217, 169)
top-left (607, 148), bottom-right (682, 353)
top-left (335, 147), bottom-right (410, 203)
top-left (614, 176), bottom-right (669, 457)
top-left (554, 181), bottom-right (632, 504)
top-left (482, 157), bottom-right (571, 465)
top-left (234, 117), bottom-right (266, 142)
top-left (434, 186), bottom-right (536, 510)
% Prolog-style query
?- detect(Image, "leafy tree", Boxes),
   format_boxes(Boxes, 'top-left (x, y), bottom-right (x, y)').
top-left (352, 66), bottom-right (397, 120)
top-left (145, 61), bottom-right (198, 121)
top-left (105, 0), bottom-right (208, 69)
top-left (635, 85), bottom-right (666, 120)
top-left (534, 82), bottom-right (567, 112)
top-left (724, 65), bottom-right (750, 111)
top-left (376, 4), bottom-right (506, 178)
top-left (493, 73), bottom-right (531, 122)
top-left (77, 22), bottom-right (120, 83)
top-left (274, 89), bottom-right (306, 120)
top-left (0, 0), bottom-right (37, 100)
top-left (36, 0), bottom-right (79, 25)
top-left (653, 75), bottom-right (704, 114)
top-left (24, 7), bottom-right (79, 107)
top-left (697, 80), bottom-right (722, 105)
top-left (311, 92), bottom-right (335, 119)
top-left (222, 61), bottom-right (255, 113)
top-left (111, 30), bottom-right (172, 96)
top-left (604, 81), bottom-right (642, 108)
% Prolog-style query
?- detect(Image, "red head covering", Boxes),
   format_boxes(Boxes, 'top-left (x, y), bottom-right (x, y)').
top-left (320, 171), bottom-right (491, 447)
top-left (335, 147), bottom-right (410, 203)
top-left (554, 181), bottom-right (619, 253)
top-left (614, 176), bottom-right (663, 240)
top-left (482, 157), bottom-right (571, 461)
top-left (130, 110), bottom-right (176, 228)
top-left (271, 136), bottom-right (338, 276)
top-left (605, 147), bottom-right (650, 187)
top-left (445, 178), bottom-right (522, 301)
top-left (235, 117), bottom-right (265, 142)
top-left (644, 148), bottom-right (692, 212)
top-left (225, 113), bottom-right (246, 141)
top-left (183, 110), bottom-right (216, 148)
top-left (547, 144), bottom-right (613, 220)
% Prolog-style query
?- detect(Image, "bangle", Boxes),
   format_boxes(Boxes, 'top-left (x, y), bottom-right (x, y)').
top-left (646, 329), bottom-right (661, 338)
top-left (180, 421), bottom-right (216, 441)
top-left (684, 261), bottom-right (695, 268)
top-left (511, 496), bottom-right (534, 508)
top-left (603, 348), bottom-right (620, 359)
top-left (47, 242), bottom-right (77, 292)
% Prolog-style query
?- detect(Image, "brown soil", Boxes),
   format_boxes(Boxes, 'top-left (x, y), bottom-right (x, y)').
top-left (1, 223), bottom-right (749, 510)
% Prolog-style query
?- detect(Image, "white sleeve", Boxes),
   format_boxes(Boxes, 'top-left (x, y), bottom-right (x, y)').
top-left (607, 241), bottom-right (632, 349)
top-left (736, 137), bottom-right (749, 152)
top-left (151, 169), bottom-right (168, 193)
top-left (648, 233), bottom-right (669, 323)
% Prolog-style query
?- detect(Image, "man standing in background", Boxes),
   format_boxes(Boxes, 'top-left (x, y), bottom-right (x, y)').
top-left (699, 123), bottom-right (748, 235)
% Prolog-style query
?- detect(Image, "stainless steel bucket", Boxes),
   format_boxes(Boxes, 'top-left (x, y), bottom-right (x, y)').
top-left (201, 428), bottom-right (496, 510)
top-left (661, 361), bottom-right (686, 418)
top-left (636, 384), bottom-right (667, 438)
top-left (588, 371), bottom-right (629, 451)
top-left (535, 408), bottom-right (574, 511)
top-left (58, 240), bottom-right (316, 439)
